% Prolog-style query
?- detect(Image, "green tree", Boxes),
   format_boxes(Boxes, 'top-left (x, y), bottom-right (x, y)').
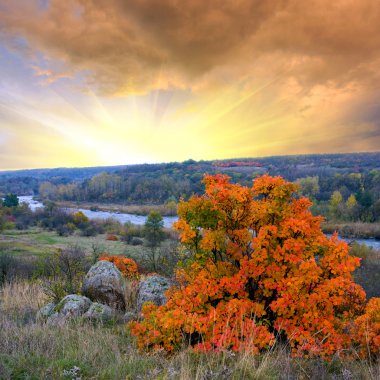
top-left (3, 193), bottom-right (19, 208)
top-left (144, 211), bottom-right (165, 271)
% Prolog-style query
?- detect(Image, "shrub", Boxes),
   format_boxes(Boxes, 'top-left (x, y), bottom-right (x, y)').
top-left (130, 237), bottom-right (144, 246)
top-left (40, 246), bottom-right (89, 302)
top-left (56, 223), bottom-right (76, 237)
top-left (120, 222), bottom-right (144, 243)
top-left (353, 297), bottom-right (380, 360)
top-left (106, 234), bottom-right (118, 241)
top-left (35, 207), bottom-right (72, 231)
top-left (0, 253), bottom-right (17, 285)
top-left (99, 255), bottom-right (139, 279)
top-left (79, 222), bottom-right (98, 237)
top-left (72, 211), bottom-right (89, 226)
top-left (130, 174), bottom-right (377, 358)
top-left (101, 218), bottom-right (122, 234)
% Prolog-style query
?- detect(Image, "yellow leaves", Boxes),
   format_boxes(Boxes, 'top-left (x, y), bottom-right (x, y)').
top-left (173, 218), bottom-right (197, 243)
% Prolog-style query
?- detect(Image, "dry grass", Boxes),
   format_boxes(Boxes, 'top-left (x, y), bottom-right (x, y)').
top-left (124, 278), bottom-right (140, 311)
top-left (0, 280), bottom-right (379, 379)
top-left (322, 222), bottom-right (380, 239)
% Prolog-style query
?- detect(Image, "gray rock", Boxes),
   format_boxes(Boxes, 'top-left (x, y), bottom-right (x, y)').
top-left (81, 260), bottom-right (126, 311)
top-left (36, 302), bottom-right (56, 321)
top-left (83, 302), bottom-right (114, 322)
top-left (47, 294), bottom-right (92, 326)
top-left (137, 275), bottom-right (171, 312)
top-left (123, 311), bottom-right (137, 323)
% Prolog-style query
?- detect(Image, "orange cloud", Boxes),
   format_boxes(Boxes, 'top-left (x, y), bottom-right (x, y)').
top-left (1, 0), bottom-right (379, 95)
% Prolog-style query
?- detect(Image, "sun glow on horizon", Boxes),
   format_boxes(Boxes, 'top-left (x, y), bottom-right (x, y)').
top-left (1, 0), bottom-right (380, 169)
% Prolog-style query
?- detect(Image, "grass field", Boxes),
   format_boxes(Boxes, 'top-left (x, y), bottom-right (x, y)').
top-left (0, 228), bottom-right (145, 258)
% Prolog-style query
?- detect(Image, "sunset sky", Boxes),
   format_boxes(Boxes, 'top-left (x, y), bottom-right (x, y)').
top-left (1, 0), bottom-right (380, 170)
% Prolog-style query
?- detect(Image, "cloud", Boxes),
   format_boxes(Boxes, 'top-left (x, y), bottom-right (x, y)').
top-left (0, 0), bottom-right (379, 96)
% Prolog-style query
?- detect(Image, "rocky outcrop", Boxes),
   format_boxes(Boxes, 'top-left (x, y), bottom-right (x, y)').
top-left (81, 260), bottom-right (126, 311)
top-left (47, 294), bottom-right (92, 326)
top-left (82, 302), bottom-right (114, 322)
top-left (36, 302), bottom-right (56, 321)
top-left (123, 311), bottom-right (137, 323)
top-left (137, 275), bottom-right (171, 312)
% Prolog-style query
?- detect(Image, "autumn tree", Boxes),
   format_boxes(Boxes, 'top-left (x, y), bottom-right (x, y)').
top-left (130, 174), bottom-right (379, 358)
top-left (296, 176), bottom-right (320, 199)
top-left (329, 190), bottom-right (343, 219)
top-left (39, 182), bottom-right (58, 200)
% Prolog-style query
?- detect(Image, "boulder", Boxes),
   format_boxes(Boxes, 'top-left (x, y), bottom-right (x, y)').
top-left (36, 302), bottom-right (56, 321)
top-left (82, 302), bottom-right (114, 322)
top-left (47, 294), bottom-right (92, 326)
top-left (123, 311), bottom-right (137, 324)
top-left (81, 260), bottom-right (126, 311)
top-left (137, 275), bottom-right (171, 312)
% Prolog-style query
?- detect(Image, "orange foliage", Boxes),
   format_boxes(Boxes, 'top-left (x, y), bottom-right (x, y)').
top-left (130, 174), bottom-right (377, 358)
top-left (100, 255), bottom-right (139, 279)
top-left (106, 234), bottom-right (118, 241)
top-left (353, 297), bottom-right (380, 359)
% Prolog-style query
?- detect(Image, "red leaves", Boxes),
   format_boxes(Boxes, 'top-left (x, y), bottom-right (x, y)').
top-left (106, 234), bottom-right (118, 241)
top-left (130, 174), bottom-right (376, 358)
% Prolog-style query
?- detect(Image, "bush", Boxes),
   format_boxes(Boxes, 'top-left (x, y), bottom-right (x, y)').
top-left (0, 253), bottom-right (17, 285)
top-left (35, 207), bottom-right (72, 231)
top-left (56, 223), bottom-right (75, 237)
top-left (353, 297), bottom-right (380, 360)
top-left (106, 234), bottom-right (118, 241)
top-left (101, 218), bottom-right (122, 234)
top-left (0, 253), bottom-right (36, 285)
top-left (130, 174), bottom-right (377, 358)
top-left (130, 237), bottom-right (144, 246)
top-left (79, 222), bottom-right (98, 237)
top-left (120, 222), bottom-right (144, 243)
top-left (40, 246), bottom-right (89, 302)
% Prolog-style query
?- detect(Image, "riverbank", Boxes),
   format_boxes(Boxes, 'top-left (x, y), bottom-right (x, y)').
top-left (53, 200), bottom-right (177, 216)
top-left (321, 222), bottom-right (380, 240)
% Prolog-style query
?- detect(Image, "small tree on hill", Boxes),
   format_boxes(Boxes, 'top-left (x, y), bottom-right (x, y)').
top-left (144, 211), bottom-right (165, 271)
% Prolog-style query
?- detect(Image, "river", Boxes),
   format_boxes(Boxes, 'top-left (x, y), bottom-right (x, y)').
top-left (18, 196), bottom-right (380, 248)
top-left (18, 196), bottom-right (178, 229)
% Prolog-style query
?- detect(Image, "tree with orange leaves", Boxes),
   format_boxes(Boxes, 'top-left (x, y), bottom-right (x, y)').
top-left (130, 174), bottom-right (379, 358)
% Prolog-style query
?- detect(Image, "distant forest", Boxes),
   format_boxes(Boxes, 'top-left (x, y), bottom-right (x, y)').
top-left (1, 152), bottom-right (380, 222)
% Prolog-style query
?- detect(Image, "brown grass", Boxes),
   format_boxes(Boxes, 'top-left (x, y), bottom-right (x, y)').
top-left (0, 280), bottom-right (379, 379)
top-left (322, 222), bottom-right (380, 239)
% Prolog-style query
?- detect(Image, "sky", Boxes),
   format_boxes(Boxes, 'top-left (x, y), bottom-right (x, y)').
top-left (0, 0), bottom-right (380, 170)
